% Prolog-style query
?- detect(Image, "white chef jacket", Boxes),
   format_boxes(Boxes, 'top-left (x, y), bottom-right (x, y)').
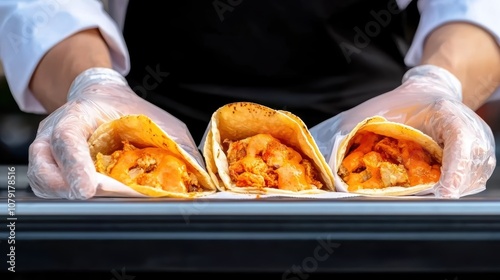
top-left (0, 0), bottom-right (499, 114)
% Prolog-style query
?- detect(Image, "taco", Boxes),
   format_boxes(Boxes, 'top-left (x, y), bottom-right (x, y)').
top-left (202, 102), bottom-right (335, 195)
top-left (336, 116), bottom-right (443, 196)
top-left (88, 114), bottom-right (217, 198)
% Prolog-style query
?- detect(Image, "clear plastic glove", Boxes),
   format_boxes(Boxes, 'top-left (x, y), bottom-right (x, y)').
top-left (28, 67), bottom-right (200, 199)
top-left (311, 65), bottom-right (496, 199)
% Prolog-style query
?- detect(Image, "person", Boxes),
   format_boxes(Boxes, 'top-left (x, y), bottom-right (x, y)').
top-left (0, 0), bottom-right (498, 199)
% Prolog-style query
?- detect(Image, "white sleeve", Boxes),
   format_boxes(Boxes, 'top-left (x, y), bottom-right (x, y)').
top-left (403, 0), bottom-right (500, 101)
top-left (0, 0), bottom-right (130, 114)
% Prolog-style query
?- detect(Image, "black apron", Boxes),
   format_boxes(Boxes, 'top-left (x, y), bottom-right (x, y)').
top-left (123, 0), bottom-right (419, 143)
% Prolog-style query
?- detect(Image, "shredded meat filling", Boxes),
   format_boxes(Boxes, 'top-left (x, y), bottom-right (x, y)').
top-left (94, 140), bottom-right (201, 193)
top-left (339, 131), bottom-right (441, 191)
top-left (225, 133), bottom-right (323, 191)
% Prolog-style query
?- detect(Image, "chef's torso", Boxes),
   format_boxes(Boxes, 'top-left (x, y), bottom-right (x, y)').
top-left (123, 0), bottom-right (416, 142)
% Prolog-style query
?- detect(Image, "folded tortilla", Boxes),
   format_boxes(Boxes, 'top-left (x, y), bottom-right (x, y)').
top-left (336, 116), bottom-right (443, 196)
top-left (202, 102), bottom-right (335, 195)
top-left (88, 114), bottom-right (217, 198)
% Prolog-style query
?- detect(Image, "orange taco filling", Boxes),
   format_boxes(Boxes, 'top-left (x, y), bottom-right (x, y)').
top-left (224, 133), bottom-right (323, 191)
top-left (94, 140), bottom-right (202, 193)
top-left (339, 131), bottom-right (441, 192)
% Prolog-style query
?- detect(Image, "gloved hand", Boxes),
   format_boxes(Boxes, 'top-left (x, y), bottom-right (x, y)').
top-left (311, 64), bottom-right (496, 198)
top-left (28, 67), bottom-right (198, 199)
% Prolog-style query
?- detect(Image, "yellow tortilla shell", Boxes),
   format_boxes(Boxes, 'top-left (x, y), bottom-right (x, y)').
top-left (337, 116), bottom-right (443, 196)
top-left (203, 102), bottom-right (335, 195)
top-left (88, 114), bottom-right (217, 198)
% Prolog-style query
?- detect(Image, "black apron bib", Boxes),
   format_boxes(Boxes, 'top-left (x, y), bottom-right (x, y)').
top-left (123, 0), bottom-right (418, 142)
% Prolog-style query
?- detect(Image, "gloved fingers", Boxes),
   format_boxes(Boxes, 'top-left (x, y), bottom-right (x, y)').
top-left (142, 102), bottom-right (199, 155)
top-left (426, 100), bottom-right (496, 198)
top-left (50, 108), bottom-right (99, 200)
top-left (338, 85), bottom-right (443, 128)
top-left (107, 91), bottom-right (200, 156)
top-left (342, 65), bottom-right (463, 126)
top-left (27, 132), bottom-right (68, 199)
top-left (88, 85), bottom-right (198, 154)
top-left (75, 81), bottom-right (190, 139)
